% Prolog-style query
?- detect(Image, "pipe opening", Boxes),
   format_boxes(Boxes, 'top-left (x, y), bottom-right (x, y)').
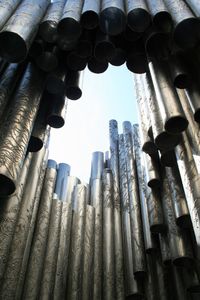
top-left (0, 174), bottom-right (16, 196)
top-left (81, 11), bottom-right (99, 30)
top-left (165, 116), bottom-right (188, 134)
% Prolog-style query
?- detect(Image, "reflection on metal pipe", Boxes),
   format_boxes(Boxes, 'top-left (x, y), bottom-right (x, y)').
top-left (0, 0), bottom-right (21, 31)
top-left (55, 163), bottom-right (71, 201)
top-left (148, 189), bottom-right (166, 234)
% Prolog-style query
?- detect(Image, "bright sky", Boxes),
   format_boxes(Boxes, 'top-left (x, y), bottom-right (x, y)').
top-left (49, 64), bottom-right (138, 182)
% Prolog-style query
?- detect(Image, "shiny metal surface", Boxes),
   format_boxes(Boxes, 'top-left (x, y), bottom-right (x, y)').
top-left (169, 55), bottom-right (190, 89)
top-left (185, 82), bottom-right (200, 124)
top-left (148, 189), bottom-right (166, 234)
top-left (0, 0), bottom-right (50, 62)
top-left (100, 0), bottom-right (126, 36)
top-left (65, 70), bottom-right (84, 100)
top-left (144, 153), bottom-right (160, 189)
top-left (0, 63), bottom-right (44, 196)
top-left (65, 176), bottom-right (80, 205)
top-left (22, 162), bottom-right (57, 299)
top-left (47, 93), bottom-right (68, 128)
top-left (109, 120), bottom-right (124, 300)
top-left (55, 163), bottom-right (71, 201)
top-left (185, 0), bottom-right (200, 17)
top-left (81, 0), bottom-right (101, 29)
top-left (90, 151), bottom-right (104, 181)
top-left (0, 0), bottom-right (21, 31)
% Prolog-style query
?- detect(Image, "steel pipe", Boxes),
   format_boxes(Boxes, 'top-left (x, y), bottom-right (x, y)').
top-left (185, 82), bottom-right (200, 124)
top-left (77, 29), bottom-right (94, 58)
top-left (0, 0), bottom-right (50, 62)
top-left (65, 176), bottom-right (80, 205)
top-left (81, 0), bottom-right (101, 29)
top-left (145, 29), bottom-right (171, 60)
top-left (159, 149), bottom-right (177, 167)
top-left (144, 153), bottom-right (160, 189)
top-left (124, 25), bottom-right (142, 42)
top-left (109, 47), bottom-right (126, 66)
top-left (90, 151), bottom-right (104, 181)
top-left (148, 189), bottom-right (166, 234)
top-left (146, 0), bottom-right (172, 32)
top-left (185, 0), bottom-right (200, 17)
top-left (53, 202), bottom-right (72, 299)
top-left (0, 153), bottom-right (32, 286)
top-left (159, 234), bottom-right (172, 265)
top-left (126, 41), bottom-right (148, 74)
top-left (0, 0), bottom-right (22, 31)
top-left (39, 0), bottom-right (65, 44)
top-left (81, 205), bottom-right (95, 300)
top-left (88, 56), bottom-right (109, 74)
top-left (29, 38), bottom-right (45, 59)
top-left (36, 44), bottom-right (58, 72)
top-left (102, 168), bottom-right (115, 300)
top-left (94, 31), bottom-right (116, 62)
top-left (65, 70), bottom-right (84, 100)
top-left (56, 33), bottom-right (78, 51)
top-left (66, 184), bottom-right (87, 300)
top-left (22, 160), bottom-right (57, 299)
top-left (169, 55), bottom-right (190, 89)
top-left (164, 0), bottom-right (200, 49)
top-left (149, 59), bottom-right (188, 134)
top-left (46, 65), bottom-right (67, 95)
top-left (100, 0), bottom-right (126, 36)
top-left (123, 121), bottom-right (146, 278)
top-left (58, 0), bottom-right (83, 40)
top-left (0, 63), bottom-right (44, 196)
top-left (54, 163), bottom-right (71, 201)
top-left (39, 197), bottom-right (62, 299)
top-left (125, 0), bottom-right (151, 32)
top-left (46, 93), bottom-right (68, 129)
top-left (66, 50), bottom-right (87, 71)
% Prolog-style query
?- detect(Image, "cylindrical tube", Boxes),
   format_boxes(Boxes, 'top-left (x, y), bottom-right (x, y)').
top-left (90, 178), bottom-right (103, 300)
top-left (94, 31), bottom-right (116, 62)
top-left (65, 176), bottom-right (80, 204)
top-left (169, 55), bottom-right (190, 89)
top-left (159, 233), bottom-right (172, 265)
top-left (81, 0), bottom-right (101, 29)
top-left (46, 93), bottom-right (68, 129)
top-left (22, 160), bottom-right (57, 299)
top-left (125, 0), bottom-right (151, 32)
top-left (185, 0), bottom-right (200, 17)
top-left (53, 202), bottom-right (72, 300)
top-left (39, 0), bottom-right (66, 43)
top-left (123, 121), bottom-right (146, 277)
top-left (144, 153), bottom-right (160, 189)
top-left (185, 82), bottom-right (200, 124)
top-left (148, 59), bottom-right (188, 134)
top-left (39, 197), bottom-right (62, 299)
top-left (66, 50), bottom-right (87, 71)
top-left (0, 63), bottom-right (45, 196)
top-left (45, 65), bottom-right (67, 95)
top-left (36, 44), bottom-right (58, 72)
top-left (90, 151), bottom-right (104, 181)
top-left (0, 0), bottom-right (22, 31)
top-left (0, 152), bottom-right (32, 286)
top-left (109, 47), bottom-right (126, 66)
top-left (164, 0), bottom-right (200, 49)
top-left (58, 0), bottom-right (83, 40)
top-left (81, 205), bottom-right (95, 300)
top-left (148, 189), bottom-right (166, 234)
top-left (0, 0), bottom-right (50, 62)
top-left (159, 149), bottom-right (177, 167)
top-left (88, 56), bottom-right (109, 74)
top-left (76, 29), bottom-right (94, 58)
top-left (66, 184), bottom-right (87, 300)
top-left (54, 163), bottom-right (71, 201)
top-left (102, 168), bottom-right (115, 300)
top-left (100, 0), bottom-right (126, 36)
top-left (65, 70), bottom-right (84, 100)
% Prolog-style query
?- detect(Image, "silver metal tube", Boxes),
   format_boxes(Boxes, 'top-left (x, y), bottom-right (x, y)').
top-left (46, 93), bottom-right (68, 129)
top-left (22, 160), bottom-right (57, 299)
top-left (39, 197), bottom-right (62, 299)
top-left (46, 64), bottom-right (67, 95)
top-left (164, 0), bottom-right (200, 49)
top-left (66, 184), bottom-right (87, 300)
top-left (148, 189), bottom-right (166, 234)
top-left (81, 0), bottom-right (101, 29)
top-left (90, 178), bottom-right (103, 300)
top-left (102, 168), bottom-right (115, 300)
top-left (148, 59), bottom-right (188, 134)
top-left (185, 0), bottom-right (200, 17)
top-left (0, 63), bottom-right (45, 196)
top-left (144, 153), bottom-right (160, 189)
top-left (100, 0), bottom-right (126, 36)
top-left (53, 202), bottom-right (72, 299)
top-left (185, 82), bottom-right (200, 124)
top-left (159, 234), bottom-right (172, 265)
top-left (0, 147), bottom-right (48, 299)
top-left (90, 151), bottom-right (104, 181)
top-left (169, 55), bottom-right (190, 89)
top-left (77, 29), bottom-right (94, 58)
top-left (54, 163), bottom-right (71, 201)
top-left (65, 70), bottom-right (84, 100)
top-left (123, 121), bottom-right (146, 278)
top-left (0, 152), bottom-right (32, 286)
top-left (0, 0), bottom-right (50, 62)
top-left (109, 120), bottom-right (124, 300)
top-left (0, 0), bottom-right (22, 31)
top-left (125, 0), bottom-right (151, 32)
top-left (65, 176), bottom-right (80, 205)
top-left (39, 0), bottom-right (66, 43)
top-left (58, 0), bottom-right (84, 40)
top-left (81, 205), bottom-right (95, 300)
top-left (126, 41), bottom-right (148, 74)
top-left (94, 31), bottom-right (116, 62)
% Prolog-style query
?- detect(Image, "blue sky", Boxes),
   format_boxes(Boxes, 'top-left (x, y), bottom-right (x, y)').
top-left (49, 64), bottom-right (138, 182)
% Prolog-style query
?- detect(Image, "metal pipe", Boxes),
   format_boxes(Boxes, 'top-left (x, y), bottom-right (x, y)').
top-left (0, 0), bottom-right (22, 31)
top-left (77, 29), bottom-right (94, 58)
top-left (109, 120), bottom-right (124, 300)
top-left (145, 29), bottom-right (171, 60)
top-left (0, 63), bottom-right (45, 196)
top-left (146, 0), bottom-right (172, 32)
top-left (81, 205), bottom-right (95, 300)
top-left (175, 132), bottom-right (200, 248)
top-left (148, 189), bottom-right (166, 234)
top-left (144, 153), bottom-right (160, 189)
top-left (54, 163), bottom-right (71, 201)
top-left (100, 0), bottom-right (126, 36)
top-left (125, 0), bottom-right (151, 32)
top-left (126, 41), bottom-right (148, 74)
top-left (0, 0), bottom-right (50, 63)
top-left (46, 64), bottom-right (67, 95)
top-left (65, 70), bottom-right (84, 100)
top-left (36, 45), bottom-right (58, 72)
top-left (164, 0), bottom-right (200, 49)
top-left (46, 93), bottom-right (68, 129)
top-left (123, 121), bottom-right (146, 278)
top-left (53, 202), bottom-right (72, 299)
top-left (148, 59), bottom-right (188, 134)
top-left (22, 160), bottom-right (57, 299)
top-left (159, 149), bottom-right (177, 167)
top-left (81, 0), bottom-right (101, 29)
top-left (66, 50), bottom-right (87, 71)
top-left (159, 233), bottom-right (172, 265)
top-left (102, 168), bottom-right (115, 300)
top-left (66, 184), bottom-right (87, 300)
top-left (90, 178), bottom-right (103, 299)
top-left (185, 82), bottom-right (200, 124)
top-left (161, 170), bottom-right (194, 267)
top-left (88, 56), bottom-right (109, 74)
top-left (39, 197), bottom-right (62, 299)
top-left (0, 152), bottom-right (32, 286)
top-left (94, 31), bottom-right (116, 62)
top-left (0, 147), bottom-right (48, 299)
top-left (185, 0), bottom-right (200, 17)
top-left (124, 25), bottom-right (142, 41)
top-left (90, 151), bottom-right (104, 181)
top-left (39, 0), bottom-right (66, 43)
top-left (166, 164), bottom-right (191, 228)
top-left (58, 0), bottom-right (83, 40)
top-left (56, 33), bottom-right (78, 51)
top-left (169, 55), bottom-right (190, 89)
top-left (65, 176), bottom-right (80, 205)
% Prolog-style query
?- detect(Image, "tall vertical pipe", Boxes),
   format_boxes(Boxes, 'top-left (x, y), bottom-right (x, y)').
top-left (54, 163), bottom-right (71, 201)
top-left (109, 120), bottom-right (124, 300)
top-left (0, 63), bottom-right (45, 196)
top-left (90, 151), bottom-right (104, 181)
top-left (65, 176), bottom-right (80, 205)
top-left (67, 184), bottom-right (87, 300)
top-left (22, 160), bottom-right (57, 299)
top-left (148, 189), bottom-right (166, 234)
top-left (102, 169), bottom-right (115, 300)
top-left (123, 121), bottom-right (146, 278)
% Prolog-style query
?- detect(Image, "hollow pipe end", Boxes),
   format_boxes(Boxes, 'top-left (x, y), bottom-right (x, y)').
top-left (165, 116), bottom-right (188, 134)
top-left (46, 77), bottom-right (65, 95)
top-left (127, 9), bottom-right (151, 33)
top-left (173, 256), bottom-right (194, 268)
top-left (134, 270), bottom-right (146, 280)
top-left (176, 215), bottom-right (192, 229)
top-left (155, 132), bottom-right (181, 151)
top-left (27, 136), bottom-right (43, 152)
top-left (174, 18), bottom-right (200, 49)
top-left (39, 21), bottom-right (57, 44)
top-left (174, 74), bottom-right (190, 89)
top-left (66, 87), bottom-right (82, 100)
top-left (109, 48), bottom-right (126, 66)
top-left (88, 58), bottom-right (109, 73)
top-left (81, 11), bottom-right (99, 30)
top-left (0, 174), bottom-right (16, 196)
top-left (94, 41), bottom-right (116, 62)
top-left (126, 55), bottom-right (148, 74)
top-left (100, 7), bottom-right (126, 36)
top-left (150, 224), bottom-right (167, 234)
top-left (153, 12), bottom-right (173, 33)
top-left (142, 141), bottom-right (157, 155)
top-left (58, 18), bottom-right (82, 40)
top-left (47, 115), bottom-right (65, 128)
top-left (36, 53), bottom-right (58, 72)
top-left (0, 31), bottom-right (27, 63)
top-left (194, 109), bottom-right (200, 124)
top-left (148, 178), bottom-right (161, 189)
